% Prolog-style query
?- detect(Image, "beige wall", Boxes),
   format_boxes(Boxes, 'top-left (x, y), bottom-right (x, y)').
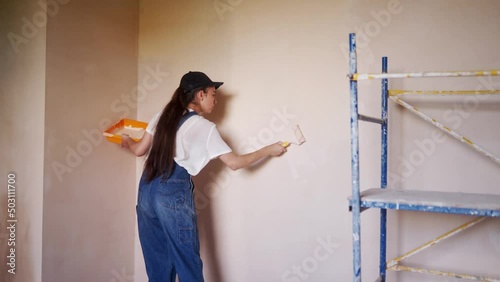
top-left (1, 1), bottom-right (140, 281)
top-left (2, 1), bottom-right (499, 281)
top-left (41, 1), bottom-right (138, 282)
top-left (0, 1), bottom-right (47, 281)
top-left (138, 0), bottom-right (500, 281)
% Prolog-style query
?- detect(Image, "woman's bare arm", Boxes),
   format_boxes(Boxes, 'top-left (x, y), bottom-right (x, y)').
top-left (219, 142), bottom-right (286, 171)
top-left (121, 133), bottom-right (153, 157)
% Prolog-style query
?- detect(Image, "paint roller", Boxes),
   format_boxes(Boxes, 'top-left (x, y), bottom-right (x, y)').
top-left (281, 124), bottom-right (306, 148)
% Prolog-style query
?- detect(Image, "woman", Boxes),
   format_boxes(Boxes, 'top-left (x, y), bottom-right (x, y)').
top-left (121, 71), bottom-right (286, 281)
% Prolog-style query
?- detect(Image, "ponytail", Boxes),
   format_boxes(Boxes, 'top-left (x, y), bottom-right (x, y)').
top-left (143, 86), bottom-right (203, 182)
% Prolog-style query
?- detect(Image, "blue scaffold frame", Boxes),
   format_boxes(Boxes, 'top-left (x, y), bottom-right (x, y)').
top-left (348, 32), bottom-right (500, 282)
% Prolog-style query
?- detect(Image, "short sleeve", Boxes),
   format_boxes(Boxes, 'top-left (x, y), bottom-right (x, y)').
top-left (174, 116), bottom-right (232, 175)
top-left (145, 112), bottom-right (161, 135)
top-left (207, 126), bottom-right (232, 160)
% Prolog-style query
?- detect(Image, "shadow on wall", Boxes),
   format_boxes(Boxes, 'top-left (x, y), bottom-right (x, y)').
top-left (193, 88), bottom-right (276, 281)
top-left (194, 160), bottom-right (225, 282)
top-left (193, 89), bottom-right (232, 282)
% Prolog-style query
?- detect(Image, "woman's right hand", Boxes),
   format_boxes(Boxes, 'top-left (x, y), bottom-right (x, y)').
top-left (267, 142), bottom-right (287, 157)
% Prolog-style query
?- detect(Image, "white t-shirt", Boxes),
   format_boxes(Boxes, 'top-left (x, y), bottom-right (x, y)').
top-left (145, 111), bottom-right (232, 176)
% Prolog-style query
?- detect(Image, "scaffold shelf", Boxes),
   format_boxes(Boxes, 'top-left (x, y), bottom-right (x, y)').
top-left (350, 188), bottom-right (500, 217)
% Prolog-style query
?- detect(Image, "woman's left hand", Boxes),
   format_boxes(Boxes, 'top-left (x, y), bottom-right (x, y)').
top-left (120, 134), bottom-right (131, 148)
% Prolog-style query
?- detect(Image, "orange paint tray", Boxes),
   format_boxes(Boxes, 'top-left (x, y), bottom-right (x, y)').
top-left (103, 118), bottom-right (149, 144)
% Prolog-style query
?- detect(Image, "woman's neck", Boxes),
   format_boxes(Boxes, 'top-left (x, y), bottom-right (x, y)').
top-left (187, 104), bottom-right (203, 115)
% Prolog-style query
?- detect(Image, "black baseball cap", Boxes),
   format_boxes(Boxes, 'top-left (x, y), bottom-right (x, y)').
top-left (180, 71), bottom-right (223, 94)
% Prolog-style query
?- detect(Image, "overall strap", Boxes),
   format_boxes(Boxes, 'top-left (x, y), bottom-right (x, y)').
top-left (178, 110), bottom-right (198, 129)
top-left (160, 110), bottom-right (198, 181)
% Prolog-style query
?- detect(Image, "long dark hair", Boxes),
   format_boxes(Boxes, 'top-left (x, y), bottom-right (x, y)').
top-left (144, 86), bottom-right (203, 182)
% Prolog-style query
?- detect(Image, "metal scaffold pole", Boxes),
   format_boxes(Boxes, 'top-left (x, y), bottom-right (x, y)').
top-left (379, 56), bottom-right (388, 282)
top-left (349, 32), bottom-right (362, 282)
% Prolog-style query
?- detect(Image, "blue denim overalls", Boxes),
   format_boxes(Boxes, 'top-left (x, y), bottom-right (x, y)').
top-left (137, 111), bottom-right (204, 282)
